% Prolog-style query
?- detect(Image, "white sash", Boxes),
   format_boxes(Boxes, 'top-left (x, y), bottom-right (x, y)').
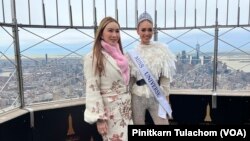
top-left (128, 50), bottom-right (172, 118)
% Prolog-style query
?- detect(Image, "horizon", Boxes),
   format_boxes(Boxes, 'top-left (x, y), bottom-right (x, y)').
top-left (1, 48), bottom-right (250, 60)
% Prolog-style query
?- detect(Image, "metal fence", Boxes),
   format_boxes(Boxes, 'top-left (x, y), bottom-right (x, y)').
top-left (0, 0), bottom-right (250, 113)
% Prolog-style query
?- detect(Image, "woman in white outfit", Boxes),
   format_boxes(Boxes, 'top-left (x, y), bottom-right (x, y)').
top-left (128, 12), bottom-right (176, 125)
top-left (83, 17), bottom-right (133, 141)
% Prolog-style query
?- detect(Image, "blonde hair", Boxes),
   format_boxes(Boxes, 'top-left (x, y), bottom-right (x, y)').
top-left (92, 17), bottom-right (124, 76)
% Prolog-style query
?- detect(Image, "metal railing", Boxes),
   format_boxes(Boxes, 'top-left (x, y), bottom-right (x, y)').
top-left (0, 0), bottom-right (250, 113)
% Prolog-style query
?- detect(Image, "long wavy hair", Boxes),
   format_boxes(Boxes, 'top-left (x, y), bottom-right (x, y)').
top-left (92, 17), bottom-right (124, 76)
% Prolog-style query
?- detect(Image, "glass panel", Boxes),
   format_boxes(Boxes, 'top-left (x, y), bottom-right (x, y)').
top-left (0, 27), bottom-right (20, 113)
top-left (217, 28), bottom-right (250, 91)
top-left (19, 28), bottom-right (94, 105)
top-left (158, 29), bottom-right (214, 90)
top-left (1, 0), bottom-right (250, 115)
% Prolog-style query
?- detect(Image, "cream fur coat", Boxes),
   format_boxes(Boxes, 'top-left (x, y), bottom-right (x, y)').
top-left (83, 50), bottom-right (133, 141)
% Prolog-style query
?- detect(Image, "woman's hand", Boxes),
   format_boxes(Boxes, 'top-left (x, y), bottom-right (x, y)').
top-left (96, 119), bottom-right (108, 135)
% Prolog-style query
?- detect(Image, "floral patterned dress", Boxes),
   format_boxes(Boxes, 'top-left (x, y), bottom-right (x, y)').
top-left (83, 50), bottom-right (133, 141)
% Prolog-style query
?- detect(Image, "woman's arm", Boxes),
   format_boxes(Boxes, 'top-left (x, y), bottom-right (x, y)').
top-left (83, 54), bottom-right (106, 124)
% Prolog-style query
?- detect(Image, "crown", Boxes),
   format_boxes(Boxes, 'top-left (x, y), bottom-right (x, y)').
top-left (137, 11), bottom-right (153, 26)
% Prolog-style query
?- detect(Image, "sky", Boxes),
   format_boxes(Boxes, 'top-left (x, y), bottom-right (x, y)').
top-left (2, 0), bottom-right (248, 27)
top-left (0, 0), bottom-right (250, 59)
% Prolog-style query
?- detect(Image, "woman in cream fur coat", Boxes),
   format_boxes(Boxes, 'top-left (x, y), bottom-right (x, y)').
top-left (83, 17), bottom-right (133, 141)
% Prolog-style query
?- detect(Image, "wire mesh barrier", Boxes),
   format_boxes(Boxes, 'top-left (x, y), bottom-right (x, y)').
top-left (0, 0), bottom-right (250, 117)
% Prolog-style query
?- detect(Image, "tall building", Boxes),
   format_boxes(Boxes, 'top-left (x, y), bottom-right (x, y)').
top-left (181, 50), bottom-right (187, 63)
top-left (196, 42), bottom-right (200, 60)
top-left (189, 42), bottom-right (202, 65)
top-left (45, 54), bottom-right (48, 64)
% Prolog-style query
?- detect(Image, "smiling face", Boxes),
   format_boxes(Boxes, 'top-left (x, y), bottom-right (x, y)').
top-left (137, 20), bottom-right (153, 45)
top-left (102, 21), bottom-right (120, 46)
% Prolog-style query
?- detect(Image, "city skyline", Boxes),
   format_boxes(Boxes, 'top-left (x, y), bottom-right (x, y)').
top-left (1, 34), bottom-right (250, 58)
top-left (1, 0), bottom-right (250, 114)
top-left (1, 0), bottom-right (250, 52)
